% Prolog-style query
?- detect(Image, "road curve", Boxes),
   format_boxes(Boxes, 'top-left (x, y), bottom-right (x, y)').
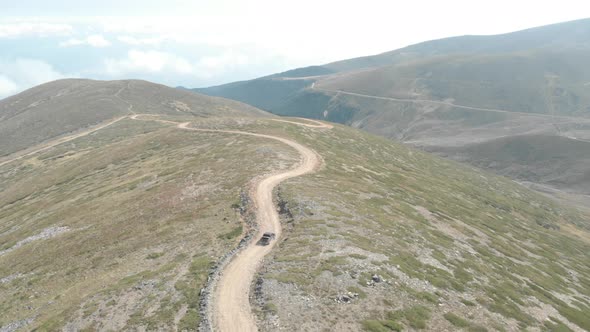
top-left (270, 117), bottom-right (334, 129)
top-left (4, 112), bottom-right (329, 332)
top-left (129, 115), bottom-right (330, 331)
top-left (175, 120), bottom-right (328, 332)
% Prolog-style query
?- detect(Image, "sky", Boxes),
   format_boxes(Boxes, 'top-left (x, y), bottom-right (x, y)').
top-left (0, 0), bottom-right (589, 98)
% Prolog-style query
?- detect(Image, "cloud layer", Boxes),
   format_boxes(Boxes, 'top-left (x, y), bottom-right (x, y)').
top-left (0, 59), bottom-right (67, 98)
top-left (60, 34), bottom-right (111, 47)
top-left (0, 22), bottom-right (72, 38)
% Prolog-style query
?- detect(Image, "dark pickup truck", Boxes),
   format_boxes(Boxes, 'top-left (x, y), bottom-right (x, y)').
top-left (257, 232), bottom-right (276, 246)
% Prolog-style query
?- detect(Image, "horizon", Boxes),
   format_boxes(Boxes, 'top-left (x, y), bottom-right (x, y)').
top-left (1, 0), bottom-right (589, 98)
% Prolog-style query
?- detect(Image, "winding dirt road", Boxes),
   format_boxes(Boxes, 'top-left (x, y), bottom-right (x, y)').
top-left (177, 120), bottom-right (329, 332)
top-left (130, 115), bottom-right (331, 331)
top-left (4, 112), bottom-right (329, 331)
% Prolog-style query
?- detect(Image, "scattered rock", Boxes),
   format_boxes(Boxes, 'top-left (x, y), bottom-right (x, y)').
top-left (133, 279), bottom-right (157, 291)
top-left (335, 292), bottom-right (359, 304)
top-left (0, 273), bottom-right (26, 284)
top-left (372, 274), bottom-right (383, 283)
top-left (0, 318), bottom-right (34, 332)
top-left (0, 226), bottom-right (70, 256)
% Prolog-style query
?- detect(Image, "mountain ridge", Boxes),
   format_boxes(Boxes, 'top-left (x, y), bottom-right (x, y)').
top-left (0, 78), bottom-right (271, 158)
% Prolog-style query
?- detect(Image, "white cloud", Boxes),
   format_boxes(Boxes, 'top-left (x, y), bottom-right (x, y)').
top-left (0, 59), bottom-right (68, 98)
top-left (0, 75), bottom-right (19, 98)
top-left (198, 52), bottom-right (249, 71)
top-left (60, 34), bottom-right (111, 47)
top-left (0, 22), bottom-right (73, 38)
top-left (117, 35), bottom-right (163, 46)
top-left (105, 50), bottom-right (194, 75)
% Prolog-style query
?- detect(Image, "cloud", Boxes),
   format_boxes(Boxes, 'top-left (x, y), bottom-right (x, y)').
top-left (105, 50), bottom-right (194, 75)
top-left (0, 75), bottom-right (19, 98)
top-left (60, 34), bottom-right (111, 47)
top-left (0, 59), bottom-right (68, 98)
top-left (117, 35), bottom-right (163, 46)
top-left (0, 22), bottom-right (73, 38)
top-left (197, 52), bottom-right (249, 71)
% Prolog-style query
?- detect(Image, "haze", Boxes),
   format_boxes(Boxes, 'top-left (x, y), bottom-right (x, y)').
top-left (1, 0), bottom-right (588, 98)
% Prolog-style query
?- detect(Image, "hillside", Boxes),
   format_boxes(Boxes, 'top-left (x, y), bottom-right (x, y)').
top-left (0, 79), bottom-right (269, 158)
top-left (1, 81), bottom-right (590, 331)
top-left (196, 18), bottom-right (590, 114)
top-left (194, 18), bottom-right (590, 207)
top-left (315, 49), bottom-right (590, 117)
top-left (431, 135), bottom-right (590, 194)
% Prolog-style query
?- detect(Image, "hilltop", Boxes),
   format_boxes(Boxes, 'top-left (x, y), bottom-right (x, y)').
top-left (0, 79), bottom-right (269, 158)
top-left (0, 79), bottom-right (589, 331)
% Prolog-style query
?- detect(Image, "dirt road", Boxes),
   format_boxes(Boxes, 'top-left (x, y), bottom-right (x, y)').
top-left (128, 115), bottom-right (330, 331)
top-left (0, 116), bottom-right (128, 168)
top-left (176, 120), bottom-right (328, 332)
top-left (4, 112), bottom-right (329, 331)
top-left (313, 86), bottom-right (590, 121)
top-left (271, 117), bottom-right (334, 129)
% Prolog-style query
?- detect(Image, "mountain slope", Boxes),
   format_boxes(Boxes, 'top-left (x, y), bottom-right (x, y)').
top-left (258, 121), bottom-right (590, 332)
top-left (0, 79), bottom-right (269, 157)
top-left (316, 49), bottom-right (590, 117)
top-left (196, 18), bottom-right (590, 114)
top-left (193, 18), bottom-right (590, 206)
top-left (1, 80), bottom-right (589, 331)
top-left (432, 135), bottom-right (590, 195)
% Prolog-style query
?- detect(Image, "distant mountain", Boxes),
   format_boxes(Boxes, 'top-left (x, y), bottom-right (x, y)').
top-left (193, 18), bottom-right (590, 205)
top-left (325, 18), bottom-right (590, 71)
top-left (0, 79), bottom-right (269, 157)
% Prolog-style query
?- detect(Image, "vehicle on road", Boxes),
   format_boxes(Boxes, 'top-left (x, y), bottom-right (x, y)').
top-left (257, 232), bottom-right (276, 246)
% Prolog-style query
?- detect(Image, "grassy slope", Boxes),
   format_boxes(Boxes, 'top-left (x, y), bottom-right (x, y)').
top-left (433, 135), bottom-right (590, 195)
top-left (317, 50), bottom-right (590, 117)
top-left (233, 121), bottom-right (590, 332)
top-left (0, 79), bottom-right (269, 157)
top-left (195, 78), bottom-right (311, 112)
top-left (1, 114), bottom-right (589, 331)
top-left (0, 116), bottom-right (298, 331)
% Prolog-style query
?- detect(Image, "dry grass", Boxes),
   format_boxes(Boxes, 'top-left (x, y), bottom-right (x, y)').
top-left (0, 117), bottom-right (297, 331)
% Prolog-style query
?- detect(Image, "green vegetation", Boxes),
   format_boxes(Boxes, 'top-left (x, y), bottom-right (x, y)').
top-left (174, 255), bottom-right (212, 330)
top-left (362, 319), bottom-right (403, 332)
top-left (543, 317), bottom-right (575, 332)
top-left (390, 306), bottom-right (431, 329)
top-left (218, 225), bottom-right (243, 240)
top-left (146, 252), bottom-right (165, 259)
top-left (443, 312), bottom-right (469, 327)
